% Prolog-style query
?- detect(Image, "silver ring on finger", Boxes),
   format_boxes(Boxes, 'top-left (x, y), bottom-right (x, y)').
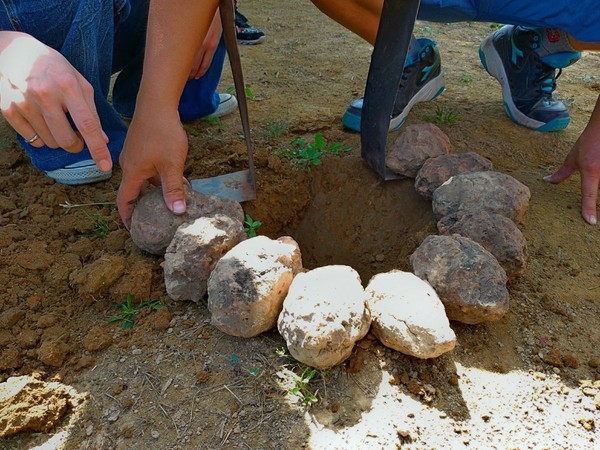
top-left (25, 133), bottom-right (39, 144)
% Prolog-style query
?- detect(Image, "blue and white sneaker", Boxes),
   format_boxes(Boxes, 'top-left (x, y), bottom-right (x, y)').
top-left (45, 160), bottom-right (112, 185)
top-left (479, 25), bottom-right (580, 132)
top-left (342, 38), bottom-right (445, 133)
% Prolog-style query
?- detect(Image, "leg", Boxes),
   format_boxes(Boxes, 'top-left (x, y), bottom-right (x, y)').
top-left (112, 0), bottom-right (232, 122)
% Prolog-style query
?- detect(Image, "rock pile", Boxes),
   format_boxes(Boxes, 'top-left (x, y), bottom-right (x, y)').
top-left (388, 123), bottom-right (530, 324)
top-left (127, 124), bottom-right (529, 368)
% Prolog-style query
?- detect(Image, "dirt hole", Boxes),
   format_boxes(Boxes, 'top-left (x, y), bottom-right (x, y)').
top-left (261, 154), bottom-right (436, 282)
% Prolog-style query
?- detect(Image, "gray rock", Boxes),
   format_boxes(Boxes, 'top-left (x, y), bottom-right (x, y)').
top-left (410, 235), bottom-right (509, 324)
top-left (164, 214), bottom-right (246, 302)
top-left (277, 265), bottom-right (371, 369)
top-left (386, 123), bottom-right (452, 178)
top-left (415, 152), bottom-right (494, 200)
top-left (432, 171), bottom-right (530, 223)
top-left (208, 236), bottom-right (303, 338)
top-left (437, 210), bottom-right (528, 280)
top-left (130, 186), bottom-right (244, 255)
top-left (365, 270), bottom-right (456, 358)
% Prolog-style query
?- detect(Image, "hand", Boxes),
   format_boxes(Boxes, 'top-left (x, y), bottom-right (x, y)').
top-left (117, 108), bottom-right (189, 229)
top-left (0, 32), bottom-right (111, 172)
top-left (544, 127), bottom-right (600, 225)
top-left (189, 10), bottom-right (223, 80)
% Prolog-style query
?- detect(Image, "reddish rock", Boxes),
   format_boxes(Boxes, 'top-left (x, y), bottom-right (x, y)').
top-left (415, 152), bottom-right (494, 200)
top-left (437, 210), bottom-right (528, 280)
top-left (410, 235), bottom-right (509, 324)
top-left (83, 325), bottom-right (113, 352)
top-left (386, 123), bottom-right (452, 178)
top-left (37, 340), bottom-right (70, 367)
top-left (130, 186), bottom-right (244, 255)
top-left (432, 171), bottom-right (530, 223)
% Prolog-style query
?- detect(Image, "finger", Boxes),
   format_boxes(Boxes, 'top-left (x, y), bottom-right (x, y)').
top-left (63, 80), bottom-right (112, 172)
top-left (40, 105), bottom-right (85, 153)
top-left (543, 164), bottom-right (576, 184)
top-left (117, 177), bottom-right (145, 230)
top-left (580, 172), bottom-right (599, 225)
top-left (160, 170), bottom-right (187, 215)
top-left (2, 110), bottom-right (46, 148)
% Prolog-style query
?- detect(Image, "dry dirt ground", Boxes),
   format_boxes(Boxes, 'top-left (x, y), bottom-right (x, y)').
top-left (1, 1), bottom-right (600, 449)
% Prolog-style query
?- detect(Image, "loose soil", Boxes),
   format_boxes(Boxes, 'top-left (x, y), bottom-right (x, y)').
top-left (1, 2), bottom-right (599, 449)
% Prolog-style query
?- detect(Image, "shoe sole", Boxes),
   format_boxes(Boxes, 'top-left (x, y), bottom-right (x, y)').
top-left (45, 163), bottom-right (112, 185)
top-left (342, 71), bottom-right (446, 133)
top-left (479, 34), bottom-right (570, 132)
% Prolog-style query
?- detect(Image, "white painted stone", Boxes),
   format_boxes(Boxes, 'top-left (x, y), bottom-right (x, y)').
top-left (277, 265), bottom-right (371, 369)
top-left (365, 270), bottom-right (456, 358)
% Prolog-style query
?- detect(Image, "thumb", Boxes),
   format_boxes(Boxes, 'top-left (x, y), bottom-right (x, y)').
top-left (543, 164), bottom-right (576, 184)
top-left (161, 171), bottom-right (187, 215)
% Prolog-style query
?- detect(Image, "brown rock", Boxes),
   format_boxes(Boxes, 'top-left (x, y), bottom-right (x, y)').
top-left (410, 235), bottom-right (509, 324)
top-left (151, 308), bottom-right (173, 331)
top-left (130, 186), bottom-right (244, 255)
top-left (0, 307), bottom-right (25, 328)
top-left (0, 348), bottom-right (23, 371)
top-left (432, 171), bottom-right (531, 223)
top-left (437, 210), bottom-right (528, 280)
top-left (415, 152), bottom-right (494, 200)
top-left (83, 325), bottom-right (113, 352)
top-left (69, 255), bottom-right (126, 297)
top-left (386, 123), bottom-right (452, 178)
top-left (37, 340), bottom-right (69, 367)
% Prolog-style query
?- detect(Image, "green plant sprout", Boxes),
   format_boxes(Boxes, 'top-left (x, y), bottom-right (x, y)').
top-left (275, 132), bottom-right (352, 171)
top-left (109, 294), bottom-right (162, 329)
top-left (226, 85), bottom-right (255, 99)
top-left (430, 105), bottom-right (460, 125)
top-left (244, 214), bottom-right (262, 237)
top-left (289, 367), bottom-right (319, 405)
top-left (265, 120), bottom-right (288, 138)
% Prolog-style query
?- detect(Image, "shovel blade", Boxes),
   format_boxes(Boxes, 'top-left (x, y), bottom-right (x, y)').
top-left (190, 170), bottom-right (256, 203)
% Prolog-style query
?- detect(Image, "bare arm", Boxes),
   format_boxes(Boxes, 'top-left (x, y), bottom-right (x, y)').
top-left (117, 0), bottom-right (220, 227)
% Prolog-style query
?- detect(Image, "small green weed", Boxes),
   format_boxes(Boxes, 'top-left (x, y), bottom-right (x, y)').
top-left (90, 210), bottom-right (110, 238)
top-left (265, 120), bottom-right (288, 138)
top-left (226, 85), bottom-right (255, 99)
top-left (430, 105), bottom-right (460, 125)
top-left (489, 23), bottom-right (503, 30)
top-left (109, 294), bottom-right (162, 329)
top-left (459, 74), bottom-right (474, 83)
top-left (275, 132), bottom-right (352, 171)
top-left (290, 367), bottom-right (319, 405)
top-left (244, 214), bottom-right (262, 237)
top-left (275, 347), bottom-right (322, 406)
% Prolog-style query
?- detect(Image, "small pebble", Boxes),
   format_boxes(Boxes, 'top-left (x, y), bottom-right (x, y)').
top-left (151, 430), bottom-right (160, 439)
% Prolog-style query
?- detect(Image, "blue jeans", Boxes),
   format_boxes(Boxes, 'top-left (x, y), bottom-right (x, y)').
top-left (418, 0), bottom-right (600, 43)
top-left (0, 0), bottom-right (226, 172)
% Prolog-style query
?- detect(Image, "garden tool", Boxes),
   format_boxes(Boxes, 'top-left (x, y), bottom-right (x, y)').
top-left (361, 0), bottom-right (421, 179)
top-left (190, 0), bottom-right (256, 202)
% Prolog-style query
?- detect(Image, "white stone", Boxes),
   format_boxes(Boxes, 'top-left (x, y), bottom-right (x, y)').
top-left (208, 236), bottom-right (303, 338)
top-left (277, 265), bottom-right (371, 369)
top-left (365, 270), bottom-right (456, 358)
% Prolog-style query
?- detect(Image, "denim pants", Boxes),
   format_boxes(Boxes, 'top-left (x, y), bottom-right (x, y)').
top-left (0, 0), bottom-right (226, 171)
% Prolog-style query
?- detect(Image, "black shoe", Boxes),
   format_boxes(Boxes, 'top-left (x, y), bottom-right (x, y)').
top-left (479, 25), bottom-right (580, 132)
top-left (235, 8), bottom-right (266, 45)
top-left (342, 38), bottom-right (445, 132)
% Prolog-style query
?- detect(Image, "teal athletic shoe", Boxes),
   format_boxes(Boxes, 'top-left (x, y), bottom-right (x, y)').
top-left (479, 25), bottom-right (580, 132)
top-left (342, 38), bottom-right (445, 133)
